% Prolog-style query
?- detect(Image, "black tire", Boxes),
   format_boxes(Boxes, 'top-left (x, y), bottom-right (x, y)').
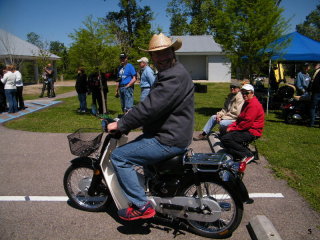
top-left (285, 113), bottom-right (297, 124)
top-left (63, 164), bottom-right (111, 212)
top-left (178, 178), bottom-right (243, 239)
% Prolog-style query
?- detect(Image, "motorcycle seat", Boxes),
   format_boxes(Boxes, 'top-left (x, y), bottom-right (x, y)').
top-left (152, 153), bottom-right (186, 173)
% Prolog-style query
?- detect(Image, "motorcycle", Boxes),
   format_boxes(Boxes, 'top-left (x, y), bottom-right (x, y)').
top-left (277, 85), bottom-right (319, 125)
top-left (282, 97), bottom-right (311, 124)
top-left (63, 118), bottom-right (252, 238)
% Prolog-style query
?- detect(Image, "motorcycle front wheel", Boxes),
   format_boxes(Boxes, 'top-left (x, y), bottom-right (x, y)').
top-left (63, 164), bottom-right (110, 212)
top-left (179, 179), bottom-right (243, 239)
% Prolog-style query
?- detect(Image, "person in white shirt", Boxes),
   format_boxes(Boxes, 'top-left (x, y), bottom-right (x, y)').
top-left (0, 65), bottom-right (18, 113)
top-left (13, 65), bottom-right (25, 110)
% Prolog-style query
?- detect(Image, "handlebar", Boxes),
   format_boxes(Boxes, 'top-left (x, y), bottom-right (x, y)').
top-left (100, 116), bottom-right (123, 139)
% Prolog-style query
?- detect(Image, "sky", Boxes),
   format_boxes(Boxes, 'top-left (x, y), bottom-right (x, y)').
top-left (0, 0), bottom-right (319, 47)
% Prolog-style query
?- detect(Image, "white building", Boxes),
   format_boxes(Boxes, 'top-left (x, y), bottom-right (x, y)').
top-left (172, 35), bottom-right (231, 82)
top-left (0, 29), bottom-right (60, 82)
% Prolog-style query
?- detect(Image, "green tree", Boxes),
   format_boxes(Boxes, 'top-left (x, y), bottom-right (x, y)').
top-left (213, 0), bottom-right (288, 81)
top-left (26, 32), bottom-right (54, 83)
top-left (105, 0), bottom-right (154, 58)
top-left (49, 41), bottom-right (69, 73)
top-left (26, 32), bottom-right (43, 48)
top-left (50, 41), bottom-right (69, 73)
top-left (68, 16), bottom-right (120, 74)
top-left (166, 0), bottom-right (218, 35)
top-left (166, 0), bottom-right (189, 35)
top-left (296, 4), bottom-right (320, 42)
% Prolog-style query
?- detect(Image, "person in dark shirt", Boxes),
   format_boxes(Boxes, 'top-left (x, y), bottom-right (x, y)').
top-left (75, 68), bottom-right (88, 113)
top-left (0, 67), bottom-right (7, 113)
top-left (88, 68), bottom-right (108, 115)
top-left (107, 33), bottom-right (194, 221)
top-left (309, 63), bottom-right (320, 127)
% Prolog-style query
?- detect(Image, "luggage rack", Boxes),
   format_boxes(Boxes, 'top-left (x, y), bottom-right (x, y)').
top-left (184, 153), bottom-right (231, 173)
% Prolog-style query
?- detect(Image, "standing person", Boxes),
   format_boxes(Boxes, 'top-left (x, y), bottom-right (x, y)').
top-left (88, 68), bottom-right (108, 115)
top-left (1, 65), bottom-right (18, 113)
top-left (107, 33), bottom-right (194, 221)
top-left (221, 84), bottom-right (264, 164)
top-left (12, 65), bottom-right (25, 110)
top-left (309, 63), bottom-right (320, 127)
top-left (116, 53), bottom-right (137, 113)
top-left (193, 81), bottom-right (244, 140)
top-left (39, 70), bottom-right (49, 98)
top-left (0, 67), bottom-right (7, 113)
top-left (75, 67), bottom-right (88, 113)
top-left (295, 63), bottom-right (311, 96)
top-left (44, 63), bottom-right (55, 98)
top-left (137, 57), bottom-right (155, 101)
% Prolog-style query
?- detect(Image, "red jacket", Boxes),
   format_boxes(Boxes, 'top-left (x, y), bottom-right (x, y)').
top-left (227, 96), bottom-right (264, 137)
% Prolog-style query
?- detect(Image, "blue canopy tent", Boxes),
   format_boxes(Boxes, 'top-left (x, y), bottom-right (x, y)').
top-left (269, 32), bottom-right (320, 62)
top-left (264, 32), bottom-right (320, 113)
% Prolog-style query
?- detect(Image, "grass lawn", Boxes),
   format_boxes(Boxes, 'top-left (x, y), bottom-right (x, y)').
top-left (4, 83), bottom-right (320, 212)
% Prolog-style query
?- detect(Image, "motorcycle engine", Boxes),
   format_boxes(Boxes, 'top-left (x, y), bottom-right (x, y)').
top-left (150, 178), bottom-right (181, 197)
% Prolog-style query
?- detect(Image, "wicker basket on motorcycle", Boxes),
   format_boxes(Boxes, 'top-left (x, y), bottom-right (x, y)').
top-left (67, 129), bottom-right (103, 157)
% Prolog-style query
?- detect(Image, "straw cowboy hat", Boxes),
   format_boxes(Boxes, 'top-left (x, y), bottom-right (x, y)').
top-left (140, 33), bottom-right (182, 52)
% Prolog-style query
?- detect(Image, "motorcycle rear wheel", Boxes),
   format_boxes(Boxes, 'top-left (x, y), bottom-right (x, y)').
top-left (63, 164), bottom-right (110, 212)
top-left (179, 179), bottom-right (243, 239)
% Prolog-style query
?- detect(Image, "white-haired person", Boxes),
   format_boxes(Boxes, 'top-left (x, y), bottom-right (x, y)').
top-left (137, 57), bottom-right (155, 101)
top-left (220, 84), bottom-right (265, 164)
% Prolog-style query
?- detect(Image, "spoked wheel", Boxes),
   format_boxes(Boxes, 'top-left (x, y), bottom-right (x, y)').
top-left (179, 179), bottom-right (243, 239)
top-left (63, 164), bottom-right (110, 212)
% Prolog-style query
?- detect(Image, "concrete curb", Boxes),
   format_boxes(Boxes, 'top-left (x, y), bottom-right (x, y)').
top-left (247, 215), bottom-right (282, 240)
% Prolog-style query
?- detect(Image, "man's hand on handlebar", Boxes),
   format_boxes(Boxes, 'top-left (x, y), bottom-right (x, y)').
top-left (107, 122), bottom-right (119, 134)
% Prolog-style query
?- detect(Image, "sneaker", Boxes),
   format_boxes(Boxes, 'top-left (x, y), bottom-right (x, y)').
top-left (118, 202), bottom-right (156, 221)
top-left (241, 155), bottom-right (255, 164)
top-left (193, 134), bottom-right (207, 141)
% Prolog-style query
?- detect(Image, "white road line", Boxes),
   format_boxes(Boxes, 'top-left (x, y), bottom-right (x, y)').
top-left (249, 193), bottom-right (284, 198)
top-left (0, 193), bottom-right (284, 202)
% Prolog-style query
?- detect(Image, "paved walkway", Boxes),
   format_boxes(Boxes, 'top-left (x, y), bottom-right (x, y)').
top-left (0, 100), bottom-right (62, 123)
top-left (0, 87), bottom-right (77, 123)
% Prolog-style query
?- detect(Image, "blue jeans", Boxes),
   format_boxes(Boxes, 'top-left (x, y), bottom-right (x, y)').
top-left (5, 89), bottom-right (18, 113)
top-left (203, 115), bottom-right (235, 134)
top-left (140, 87), bottom-right (150, 101)
top-left (310, 93), bottom-right (320, 126)
top-left (77, 93), bottom-right (87, 111)
top-left (119, 86), bottom-right (134, 112)
top-left (111, 135), bottom-right (186, 207)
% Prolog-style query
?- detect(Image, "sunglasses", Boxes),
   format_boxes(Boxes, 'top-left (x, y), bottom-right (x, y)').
top-left (241, 91), bottom-right (251, 95)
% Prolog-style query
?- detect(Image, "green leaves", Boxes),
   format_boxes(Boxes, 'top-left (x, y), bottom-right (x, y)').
top-left (296, 4), bottom-right (320, 41)
top-left (213, 0), bottom-right (288, 81)
top-left (166, 0), bottom-right (216, 35)
top-left (68, 16), bottom-right (120, 73)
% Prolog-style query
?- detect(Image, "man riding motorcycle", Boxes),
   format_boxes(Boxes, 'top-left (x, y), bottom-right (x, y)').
top-left (107, 33), bottom-right (194, 221)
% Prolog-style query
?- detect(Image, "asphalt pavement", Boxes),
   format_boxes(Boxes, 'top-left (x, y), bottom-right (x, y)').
top-left (0, 91), bottom-right (319, 240)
